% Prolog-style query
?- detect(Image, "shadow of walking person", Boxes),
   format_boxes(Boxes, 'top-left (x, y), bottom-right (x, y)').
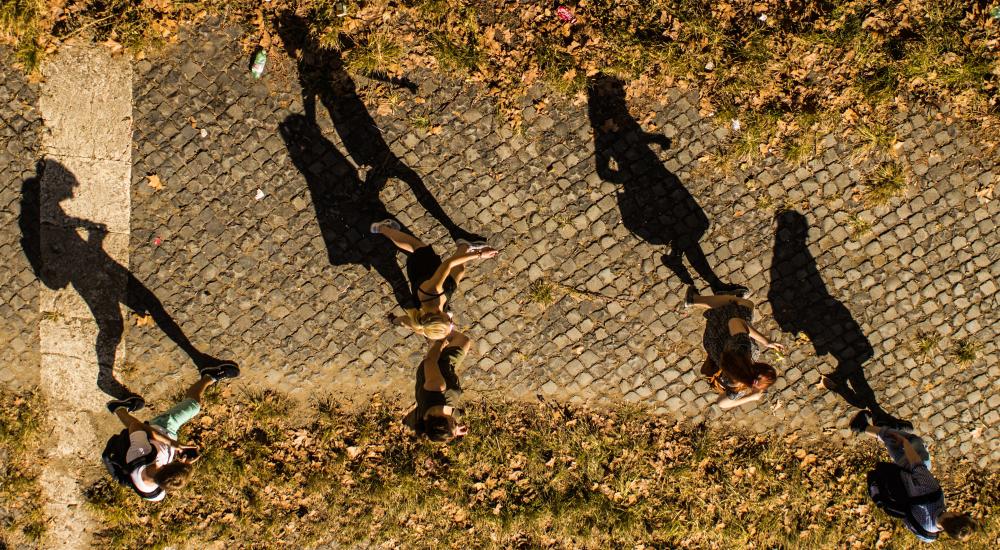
top-left (276, 13), bottom-right (483, 243)
top-left (767, 210), bottom-right (911, 430)
top-left (587, 74), bottom-right (745, 295)
top-left (279, 113), bottom-right (413, 308)
top-left (18, 160), bottom-right (237, 400)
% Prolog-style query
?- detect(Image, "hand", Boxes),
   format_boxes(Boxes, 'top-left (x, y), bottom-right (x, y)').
top-left (767, 342), bottom-right (785, 352)
top-left (475, 247), bottom-right (498, 259)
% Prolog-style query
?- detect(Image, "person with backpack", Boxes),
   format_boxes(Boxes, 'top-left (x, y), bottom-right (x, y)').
top-left (852, 411), bottom-right (976, 542)
top-left (103, 364), bottom-right (239, 500)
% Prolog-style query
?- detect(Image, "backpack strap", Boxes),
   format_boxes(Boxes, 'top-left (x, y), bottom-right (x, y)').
top-left (902, 511), bottom-right (940, 541)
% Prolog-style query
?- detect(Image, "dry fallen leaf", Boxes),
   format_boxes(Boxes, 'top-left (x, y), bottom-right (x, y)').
top-left (147, 174), bottom-right (164, 191)
top-left (135, 313), bottom-right (153, 327)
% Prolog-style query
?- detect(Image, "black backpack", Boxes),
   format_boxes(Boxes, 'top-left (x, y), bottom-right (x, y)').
top-left (867, 462), bottom-right (942, 541)
top-left (102, 429), bottom-right (164, 501)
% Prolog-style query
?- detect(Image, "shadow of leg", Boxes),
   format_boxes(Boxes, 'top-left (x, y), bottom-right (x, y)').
top-left (388, 165), bottom-right (485, 243)
top-left (125, 273), bottom-right (230, 371)
top-left (684, 244), bottom-right (746, 293)
top-left (95, 312), bottom-right (135, 399)
top-left (662, 247), bottom-right (696, 287)
top-left (843, 369), bottom-right (913, 430)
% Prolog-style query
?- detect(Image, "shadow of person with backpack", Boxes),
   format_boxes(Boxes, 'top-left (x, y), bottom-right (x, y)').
top-left (18, 160), bottom-right (238, 400)
top-left (767, 210), bottom-right (910, 430)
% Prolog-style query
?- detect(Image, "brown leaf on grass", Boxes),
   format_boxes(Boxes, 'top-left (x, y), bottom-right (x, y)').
top-left (103, 38), bottom-right (123, 54)
top-left (147, 174), bottom-right (164, 191)
top-left (134, 313), bottom-right (153, 327)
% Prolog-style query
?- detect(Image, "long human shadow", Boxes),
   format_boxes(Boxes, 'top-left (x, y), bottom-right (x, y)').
top-left (279, 114), bottom-right (412, 308)
top-left (18, 160), bottom-right (233, 400)
top-left (767, 210), bottom-right (911, 429)
top-left (587, 74), bottom-right (743, 293)
top-left (276, 13), bottom-right (483, 243)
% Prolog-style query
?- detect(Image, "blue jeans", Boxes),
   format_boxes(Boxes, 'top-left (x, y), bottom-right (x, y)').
top-left (877, 427), bottom-right (931, 470)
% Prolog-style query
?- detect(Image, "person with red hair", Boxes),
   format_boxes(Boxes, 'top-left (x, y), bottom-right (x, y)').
top-left (685, 289), bottom-right (784, 409)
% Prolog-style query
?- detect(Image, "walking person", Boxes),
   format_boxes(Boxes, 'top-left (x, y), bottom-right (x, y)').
top-left (371, 220), bottom-right (496, 340)
top-left (685, 290), bottom-right (783, 409)
top-left (405, 331), bottom-right (472, 442)
top-left (102, 364), bottom-right (240, 500)
top-left (852, 411), bottom-right (976, 542)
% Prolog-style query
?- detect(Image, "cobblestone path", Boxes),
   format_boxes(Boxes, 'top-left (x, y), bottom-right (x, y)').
top-left (0, 60), bottom-right (42, 391)
top-left (3, 22), bottom-right (998, 468)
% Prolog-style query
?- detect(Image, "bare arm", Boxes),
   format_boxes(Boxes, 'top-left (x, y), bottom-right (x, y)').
top-left (422, 339), bottom-right (448, 391)
top-left (729, 319), bottom-right (784, 351)
top-left (421, 250), bottom-right (496, 294)
top-left (717, 392), bottom-right (763, 409)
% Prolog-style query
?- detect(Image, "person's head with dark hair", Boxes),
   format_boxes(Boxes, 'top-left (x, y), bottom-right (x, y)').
top-left (424, 415), bottom-right (455, 442)
top-left (938, 511), bottom-right (976, 541)
top-left (150, 461), bottom-right (194, 491)
top-left (720, 350), bottom-right (777, 394)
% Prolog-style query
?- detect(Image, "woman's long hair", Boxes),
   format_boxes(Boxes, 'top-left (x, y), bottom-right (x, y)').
top-left (403, 308), bottom-right (451, 340)
top-left (719, 350), bottom-right (777, 394)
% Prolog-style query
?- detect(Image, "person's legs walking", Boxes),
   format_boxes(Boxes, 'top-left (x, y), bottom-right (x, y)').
top-left (148, 375), bottom-right (214, 440)
top-left (867, 425), bottom-right (931, 469)
top-left (375, 224), bottom-right (426, 253)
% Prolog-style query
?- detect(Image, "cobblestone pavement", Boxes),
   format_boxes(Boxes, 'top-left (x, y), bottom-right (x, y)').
top-left (0, 55), bottom-right (42, 391)
top-left (4, 23), bottom-right (998, 467)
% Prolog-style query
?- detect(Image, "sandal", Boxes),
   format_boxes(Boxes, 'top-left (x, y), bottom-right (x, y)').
top-left (456, 238), bottom-right (489, 253)
top-left (200, 362), bottom-right (241, 382)
top-left (370, 219), bottom-right (401, 234)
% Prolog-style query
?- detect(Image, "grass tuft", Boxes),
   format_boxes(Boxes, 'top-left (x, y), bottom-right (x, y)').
top-left (913, 331), bottom-right (941, 359)
top-left (950, 338), bottom-right (982, 366)
top-left (528, 280), bottom-right (555, 306)
top-left (847, 214), bottom-right (872, 238)
top-left (863, 162), bottom-right (907, 206)
top-left (345, 31), bottom-right (404, 78)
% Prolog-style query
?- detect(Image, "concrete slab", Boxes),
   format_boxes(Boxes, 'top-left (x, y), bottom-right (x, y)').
top-left (39, 43), bottom-right (132, 163)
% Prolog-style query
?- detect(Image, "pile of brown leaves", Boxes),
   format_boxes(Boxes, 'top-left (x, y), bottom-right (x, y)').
top-left (84, 390), bottom-right (999, 548)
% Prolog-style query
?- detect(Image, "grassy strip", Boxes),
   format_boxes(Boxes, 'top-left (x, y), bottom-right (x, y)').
top-left (5, 3), bottom-right (998, 135)
top-left (0, 388), bottom-right (46, 547)
top-left (85, 390), bottom-right (998, 548)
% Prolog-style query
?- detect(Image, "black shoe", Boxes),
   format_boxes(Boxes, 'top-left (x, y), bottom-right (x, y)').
top-left (849, 410), bottom-right (871, 434)
top-left (683, 285), bottom-right (697, 309)
top-left (107, 396), bottom-right (145, 414)
top-left (200, 362), bottom-right (240, 382)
